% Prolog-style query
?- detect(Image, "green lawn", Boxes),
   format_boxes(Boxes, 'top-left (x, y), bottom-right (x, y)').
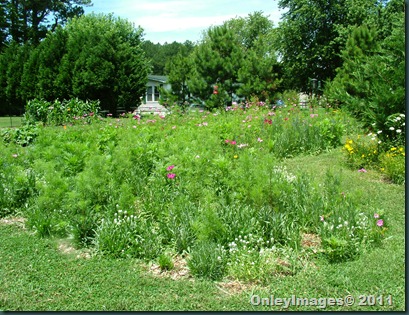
top-left (0, 150), bottom-right (405, 311)
top-left (0, 116), bottom-right (23, 128)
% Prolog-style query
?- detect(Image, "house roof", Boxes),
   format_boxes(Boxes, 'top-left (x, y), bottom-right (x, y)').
top-left (148, 75), bottom-right (168, 83)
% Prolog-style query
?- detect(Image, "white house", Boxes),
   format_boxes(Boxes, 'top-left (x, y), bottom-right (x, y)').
top-left (135, 75), bottom-right (171, 115)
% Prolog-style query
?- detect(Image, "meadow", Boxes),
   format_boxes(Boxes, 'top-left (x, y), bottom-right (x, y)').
top-left (0, 100), bottom-right (405, 310)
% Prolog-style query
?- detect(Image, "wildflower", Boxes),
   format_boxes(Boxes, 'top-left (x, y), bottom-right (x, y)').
top-left (396, 129), bottom-right (402, 133)
top-left (63, 125), bottom-right (67, 130)
top-left (167, 173), bottom-right (176, 179)
top-left (361, 154), bottom-right (365, 158)
top-left (358, 168), bottom-right (367, 173)
top-left (374, 213), bottom-right (379, 219)
top-left (195, 155), bottom-right (200, 158)
top-left (231, 141), bottom-right (236, 145)
top-left (225, 139), bottom-right (230, 144)
top-left (377, 130), bottom-right (382, 134)
top-left (166, 165), bottom-right (175, 171)
top-left (390, 147), bottom-right (397, 151)
top-left (257, 138), bottom-right (263, 142)
top-left (234, 155), bottom-right (238, 159)
top-left (12, 154), bottom-right (18, 158)
top-left (284, 117), bottom-right (289, 121)
top-left (172, 126), bottom-right (177, 129)
top-left (237, 143), bottom-right (248, 149)
top-left (320, 215), bottom-right (325, 222)
top-left (376, 219), bottom-right (384, 227)
top-left (264, 118), bottom-right (272, 125)
top-left (389, 127), bottom-right (395, 131)
top-left (133, 125), bottom-right (137, 128)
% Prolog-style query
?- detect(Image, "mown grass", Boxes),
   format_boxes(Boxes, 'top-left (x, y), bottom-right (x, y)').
top-left (0, 149), bottom-right (404, 311)
top-left (0, 116), bottom-right (23, 128)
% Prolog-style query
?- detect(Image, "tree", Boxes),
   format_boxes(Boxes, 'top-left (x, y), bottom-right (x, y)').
top-left (228, 12), bottom-right (282, 101)
top-left (189, 24), bottom-right (243, 109)
top-left (1, 0), bottom-right (91, 47)
top-left (163, 45), bottom-right (193, 107)
top-left (0, 41), bottom-right (31, 114)
top-left (142, 40), bottom-right (195, 75)
top-left (325, 12), bottom-right (404, 139)
top-left (276, 0), bottom-right (350, 91)
top-left (60, 13), bottom-right (150, 113)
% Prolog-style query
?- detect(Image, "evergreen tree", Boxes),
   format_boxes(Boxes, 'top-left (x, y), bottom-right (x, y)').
top-left (325, 12), bottom-right (404, 137)
top-left (189, 24), bottom-right (243, 109)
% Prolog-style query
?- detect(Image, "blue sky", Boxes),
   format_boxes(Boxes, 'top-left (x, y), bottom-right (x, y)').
top-left (83, 0), bottom-right (286, 44)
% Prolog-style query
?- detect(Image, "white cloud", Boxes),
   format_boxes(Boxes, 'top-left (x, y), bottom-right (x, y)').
top-left (85, 0), bottom-right (286, 43)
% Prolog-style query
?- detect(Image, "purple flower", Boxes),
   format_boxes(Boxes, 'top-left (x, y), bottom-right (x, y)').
top-left (166, 165), bottom-right (175, 171)
top-left (376, 219), bottom-right (384, 227)
top-left (167, 173), bottom-right (176, 179)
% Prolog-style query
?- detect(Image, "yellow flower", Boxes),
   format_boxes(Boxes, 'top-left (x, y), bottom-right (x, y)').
top-left (362, 154), bottom-right (365, 158)
top-left (234, 155), bottom-right (238, 159)
top-left (347, 140), bottom-right (353, 144)
top-left (67, 108), bottom-right (70, 112)
top-left (381, 168), bottom-right (384, 172)
top-left (373, 150), bottom-right (377, 154)
top-left (63, 125), bottom-right (67, 130)
top-left (399, 147), bottom-right (404, 152)
top-left (390, 147), bottom-right (397, 151)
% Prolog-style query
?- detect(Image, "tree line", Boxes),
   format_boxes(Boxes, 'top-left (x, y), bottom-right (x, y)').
top-left (0, 0), bottom-right (404, 130)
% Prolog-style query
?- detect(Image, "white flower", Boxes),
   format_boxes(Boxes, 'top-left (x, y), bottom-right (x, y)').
top-left (389, 127), bottom-right (395, 131)
top-left (377, 130), bottom-right (382, 134)
top-left (367, 132), bottom-right (373, 136)
top-left (395, 116), bottom-right (401, 121)
top-left (400, 114), bottom-right (405, 118)
top-left (396, 129), bottom-right (402, 133)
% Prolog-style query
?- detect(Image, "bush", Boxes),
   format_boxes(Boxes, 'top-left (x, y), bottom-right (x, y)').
top-left (24, 98), bottom-right (101, 126)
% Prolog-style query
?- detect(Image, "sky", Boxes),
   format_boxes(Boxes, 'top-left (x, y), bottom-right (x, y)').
top-left (83, 0), bottom-right (286, 44)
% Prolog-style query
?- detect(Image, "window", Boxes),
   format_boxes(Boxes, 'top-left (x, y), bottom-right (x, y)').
top-left (147, 86), bottom-right (153, 101)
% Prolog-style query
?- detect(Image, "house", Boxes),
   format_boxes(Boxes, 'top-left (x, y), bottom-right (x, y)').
top-left (136, 75), bottom-right (171, 115)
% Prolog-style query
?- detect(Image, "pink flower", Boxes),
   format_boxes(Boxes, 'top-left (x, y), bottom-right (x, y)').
top-left (166, 165), bottom-right (175, 171)
top-left (202, 122), bottom-right (208, 126)
top-left (167, 173), bottom-right (176, 179)
top-left (225, 139), bottom-right (230, 144)
top-left (231, 141), bottom-right (236, 145)
top-left (358, 168), bottom-right (367, 173)
top-left (257, 138), bottom-right (263, 142)
top-left (376, 219), bottom-right (384, 227)
top-left (374, 213), bottom-right (379, 219)
top-left (320, 215), bottom-right (325, 222)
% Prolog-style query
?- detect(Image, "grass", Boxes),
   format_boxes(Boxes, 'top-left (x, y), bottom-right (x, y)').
top-left (0, 116), bottom-right (23, 128)
top-left (0, 149), bottom-right (405, 311)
